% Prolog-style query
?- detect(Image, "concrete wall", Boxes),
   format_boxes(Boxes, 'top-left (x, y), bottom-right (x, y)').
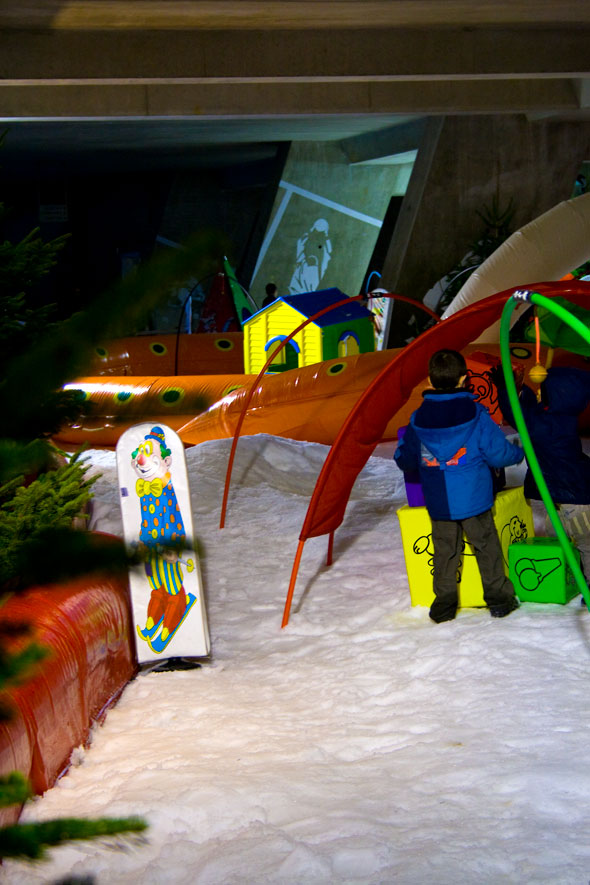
top-left (158, 156), bottom-right (282, 272)
top-left (382, 115), bottom-right (590, 307)
top-left (250, 141), bottom-right (413, 305)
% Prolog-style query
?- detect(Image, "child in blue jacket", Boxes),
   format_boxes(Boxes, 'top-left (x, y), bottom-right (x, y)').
top-left (395, 349), bottom-right (524, 623)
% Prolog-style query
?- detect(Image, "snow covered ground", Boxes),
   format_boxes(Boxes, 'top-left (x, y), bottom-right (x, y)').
top-left (3, 433), bottom-right (590, 885)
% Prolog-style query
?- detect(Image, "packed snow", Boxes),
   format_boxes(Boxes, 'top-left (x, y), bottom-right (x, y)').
top-left (3, 433), bottom-right (590, 885)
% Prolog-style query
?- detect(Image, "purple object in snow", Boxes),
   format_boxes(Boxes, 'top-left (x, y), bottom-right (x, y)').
top-left (397, 426), bottom-right (425, 507)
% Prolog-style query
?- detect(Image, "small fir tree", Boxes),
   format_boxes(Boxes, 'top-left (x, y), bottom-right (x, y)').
top-left (0, 154), bottom-right (226, 861)
top-left (436, 196), bottom-right (515, 315)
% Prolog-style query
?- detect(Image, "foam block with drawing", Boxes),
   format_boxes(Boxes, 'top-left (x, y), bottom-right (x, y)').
top-left (509, 537), bottom-right (581, 604)
top-left (397, 486), bottom-right (534, 608)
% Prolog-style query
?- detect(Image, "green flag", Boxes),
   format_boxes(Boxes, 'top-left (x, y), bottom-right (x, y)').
top-left (223, 258), bottom-right (256, 328)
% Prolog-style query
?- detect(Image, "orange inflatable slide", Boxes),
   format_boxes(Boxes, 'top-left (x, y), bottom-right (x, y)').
top-left (55, 340), bottom-right (494, 449)
top-left (55, 324), bottom-right (584, 449)
top-left (54, 293), bottom-right (590, 451)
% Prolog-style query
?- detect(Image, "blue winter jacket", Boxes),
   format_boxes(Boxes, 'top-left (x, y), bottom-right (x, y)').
top-left (497, 366), bottom-right (590, 504)
top-left (394, 388), bottom-right (524, 521)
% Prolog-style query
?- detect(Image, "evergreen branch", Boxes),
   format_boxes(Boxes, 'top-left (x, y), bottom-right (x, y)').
top-left (6, 529), bottom-right (131, 592)
top-left (0, 228), bottom-right (69, 295)
top-left (0, 448), bottom-right (99, 587)
top-left (0, 642), bottom-right (49, 692)
top-left (0, 143), bottom-right (152, 863)
top-left (0, 773), bottom-right (31, 809)
top-left (0, 816), bottom-right (148, 860)
top-left (0, 439), bottom-right (53, 488)
top-left (0, 230), bottom-right (227, 437)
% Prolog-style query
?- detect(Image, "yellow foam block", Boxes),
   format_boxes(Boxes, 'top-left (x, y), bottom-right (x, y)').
top-left (396, 486), bottom-right (534, 608)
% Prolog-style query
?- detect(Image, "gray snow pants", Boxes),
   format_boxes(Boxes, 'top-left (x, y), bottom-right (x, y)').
top-left (431, 508), bottom-right (516, 609)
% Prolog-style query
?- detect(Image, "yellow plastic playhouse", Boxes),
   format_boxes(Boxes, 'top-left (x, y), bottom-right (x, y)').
top-left (243, 287), bottom-right (375, 374)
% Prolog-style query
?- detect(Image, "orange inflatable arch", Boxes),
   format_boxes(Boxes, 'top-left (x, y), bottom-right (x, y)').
top-left (281, 281), bottom-right (590, 626)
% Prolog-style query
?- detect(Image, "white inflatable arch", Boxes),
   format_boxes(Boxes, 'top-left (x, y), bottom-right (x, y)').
top-left (442, 192), bottom-right (590, 342)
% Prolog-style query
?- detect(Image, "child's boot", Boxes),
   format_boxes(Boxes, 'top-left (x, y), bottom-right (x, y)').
top-left (489, 596), bottom-right (519, 618)
top-left (429, 596), bottom-right (457, 623)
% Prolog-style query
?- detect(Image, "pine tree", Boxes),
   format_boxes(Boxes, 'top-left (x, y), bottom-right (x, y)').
top-left (436, 197), bottom-right (515, 315)
top-left (0, 154), bottom-right (226, 861)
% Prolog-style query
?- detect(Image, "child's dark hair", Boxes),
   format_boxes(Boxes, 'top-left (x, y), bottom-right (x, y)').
top-left (428, 349), bottom-right (467, 389)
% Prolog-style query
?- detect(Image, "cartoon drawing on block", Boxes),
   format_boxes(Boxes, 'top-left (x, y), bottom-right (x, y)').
top-left (514, 557), bottom-right (562, 592)
top-left (117, 423), bottom-right (210, 662)
top-left (413, 532), bottom-right (474, 581)
top-left (413, 510), bottom-right (529, 577)
top-left (289, 218), bottom-right (332, 294)
top-left (500, 515), bottom-right (528, 567)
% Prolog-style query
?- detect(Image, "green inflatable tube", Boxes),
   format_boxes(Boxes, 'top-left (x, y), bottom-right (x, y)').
top-left (499, 290), bottom-right (590, 608)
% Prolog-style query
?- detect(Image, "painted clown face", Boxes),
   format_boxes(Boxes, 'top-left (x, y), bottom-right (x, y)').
top-left (132, 439), bottom-right (171, 481)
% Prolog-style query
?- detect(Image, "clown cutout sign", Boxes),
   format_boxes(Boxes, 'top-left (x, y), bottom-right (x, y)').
top-left (116, 423), bottom-right (210, 662)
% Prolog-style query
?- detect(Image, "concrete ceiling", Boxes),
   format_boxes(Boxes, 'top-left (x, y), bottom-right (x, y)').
top-left (2, 1), bottom-right (590, 173)
top-left (0, 115), bottom-right (420, 174)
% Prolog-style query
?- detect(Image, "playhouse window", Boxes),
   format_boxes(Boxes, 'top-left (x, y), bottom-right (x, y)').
top-left (338, 332), bottom-right (360, 357)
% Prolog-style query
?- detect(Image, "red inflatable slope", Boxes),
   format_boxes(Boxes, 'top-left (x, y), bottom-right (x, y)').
top-left (0, 545), bottom-right (136, 825)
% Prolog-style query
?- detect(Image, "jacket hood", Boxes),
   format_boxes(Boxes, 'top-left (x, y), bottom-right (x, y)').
top-left (410, 391), bottom-right (479, 463)
top-left (540, 367), bottom-right (590, 414)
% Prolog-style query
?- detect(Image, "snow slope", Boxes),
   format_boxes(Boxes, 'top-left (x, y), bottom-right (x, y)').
top-left (3, 435), bottom-right (590, 885)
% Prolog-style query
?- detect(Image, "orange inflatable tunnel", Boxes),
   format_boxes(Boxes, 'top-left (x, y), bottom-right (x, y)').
top-left (86, 332), bottom-right (244, 376)
top-left (0, 535), bottom-right (136, 825)
top-left (56, 373), bottom-right (255, 449)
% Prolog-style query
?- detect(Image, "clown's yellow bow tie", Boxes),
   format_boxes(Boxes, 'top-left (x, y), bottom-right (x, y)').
top-left (136, 477), bottom-right (164, 498)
